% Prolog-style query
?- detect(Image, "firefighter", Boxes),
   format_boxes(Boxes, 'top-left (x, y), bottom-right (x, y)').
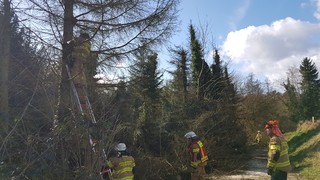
top-left (255, 130), bottom-right (262, 144)
top-left (184, 131), bottom-right (208, 180)
top-left (106, 143), bottom-right (135, 180)
top-left (68, 31), bottom-right (91, 120)
top-left (265, 120), bottom-right (292, 180)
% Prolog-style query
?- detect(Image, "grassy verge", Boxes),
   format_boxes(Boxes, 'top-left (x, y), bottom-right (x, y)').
top-left (286, 120), bottom-right (320, 180)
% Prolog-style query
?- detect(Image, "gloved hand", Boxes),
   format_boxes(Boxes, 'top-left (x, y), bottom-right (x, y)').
top-left (267, 168), bottom-right (273, 176)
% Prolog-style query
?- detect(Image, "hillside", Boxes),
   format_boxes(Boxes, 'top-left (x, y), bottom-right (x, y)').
top-left (287, 120), bottom-right (320, 180)
top-left (207, 120), bottom-right (319, 180)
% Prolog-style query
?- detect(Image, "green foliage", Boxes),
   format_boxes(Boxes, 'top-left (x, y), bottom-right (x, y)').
top-left (168, 46), bottom-right (189, 104)
top-left (285, 57), bottom-right (320, 122)
top-left (0, 8), bottom-right (61, 179)
top-left (209, 49), bottom-right (225, 99)
top-left (299, 57), bottom-right (320, 119)
top-left (283, 78), bottom-right (303, 122)
top-left (129, 46), bottom-right (163, 103)
top-left (189, 24), bottom-right (212, 99)
top-left (128, 45), bottom-right (164, 154)
top-left (7, 3), bottom-right (320, 179)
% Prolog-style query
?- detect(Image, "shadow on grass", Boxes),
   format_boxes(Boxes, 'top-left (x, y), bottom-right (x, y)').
top-left (288, 126), bottom-right (320, 172)
top-left (288, 128), bottom-right (319, 154)
top-left (290, 141), bottom-right (320, 165)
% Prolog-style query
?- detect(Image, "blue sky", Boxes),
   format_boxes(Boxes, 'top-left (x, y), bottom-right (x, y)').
top-left (159, 0), bottom-right (320, 91)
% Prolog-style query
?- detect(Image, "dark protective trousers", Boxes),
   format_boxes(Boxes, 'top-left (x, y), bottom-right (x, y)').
top-left (271, 169), bottom-right (288, 180)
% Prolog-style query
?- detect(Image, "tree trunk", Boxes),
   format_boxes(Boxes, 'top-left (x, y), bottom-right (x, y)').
top-left (57, 0), bottom-right (74, 123)
top-left (0, 0), bottom-right (11, 134)
top-left (56, 0), bottom-right (74, 176)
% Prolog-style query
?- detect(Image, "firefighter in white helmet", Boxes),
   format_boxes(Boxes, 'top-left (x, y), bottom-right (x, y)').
top-left (184, 131), bottom-right (208, 180)
top-left (106, 143), bottom-right (135, 180)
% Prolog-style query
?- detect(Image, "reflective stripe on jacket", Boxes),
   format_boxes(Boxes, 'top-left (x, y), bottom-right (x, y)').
top-left (189, 140), bottom-right (208, 167)
top-left (107, 155), bottom-right (135, 180)
top-left (267, 136), bottom-right (291, 172)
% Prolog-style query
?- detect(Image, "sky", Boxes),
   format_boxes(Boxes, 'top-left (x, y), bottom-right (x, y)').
top-left (159, 0), bottom-right (320, 91)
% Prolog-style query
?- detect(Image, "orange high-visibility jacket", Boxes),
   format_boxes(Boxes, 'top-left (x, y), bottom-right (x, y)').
top-left (188, 140), bottom-right (208, 167)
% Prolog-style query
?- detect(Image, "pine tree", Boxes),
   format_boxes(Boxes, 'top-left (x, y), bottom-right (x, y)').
top-left (299, 57), bottom-right (320, 119)
top-left (129, 48), bottom-right (163, 104)
top-left (210, 49), bottom-right (224, 99)
top-left (189, 24), bottom-right (212, 100)
top-left (0, 6), bottom-right (57, 178)
top-left (128, 46), bottom-right (163, 154)
top-left (168, 46), bottom-right (189, 104)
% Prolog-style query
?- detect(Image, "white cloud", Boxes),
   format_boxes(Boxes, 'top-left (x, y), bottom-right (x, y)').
top-left (222, 17), bottom-right (320, 88)
top-left (313, 0), bottom-right (320, 20)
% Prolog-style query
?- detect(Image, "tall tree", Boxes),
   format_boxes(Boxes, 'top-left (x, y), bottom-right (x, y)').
top-left (0, 0), bottom-right (11, 133)
top-left (128, 46), bottom-right (163, 153)
top-left (222, 67), bottom-right (237, 109)
top-left (0, 6), bottom-right (59, 178)
top-left (17, 0), bottom-right (178, 175)
top-left (168, 46), bottom-right (189, 104)
top-left (210, 49), bottom-right (224, 99)
top-left (129, 49), bottom-right (163, 104)
top-left (299, 57), bottom-right (320, 119)
top-left (189, 24), bottom-right (212, 100)
top-left (16, 0), bottom-right (179, 124)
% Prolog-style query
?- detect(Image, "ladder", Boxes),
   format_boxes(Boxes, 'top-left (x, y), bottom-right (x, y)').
top-left (66, 64), bottom-right (110, 177)
top-left (65, 64), bottom-right (97, 152)
top-left (100, 148), bottom-right (112, 179)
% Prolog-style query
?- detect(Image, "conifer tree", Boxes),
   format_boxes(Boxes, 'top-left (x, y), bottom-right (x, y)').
top-left (299, 57), bottom-right (320, 119)
top-left (17, 1), bottom-right (179, 175)
top-left (0, 6), bottom-right (57, 178)
top-left (210, 49), bottom-right (224, 99)
top-left (128, 46), bottom-right (163, 153)
top-left (189, 24), bottom-right (212, 100)
top-left (223, 67), bottom-right (237, 104)
top-left (19, 0), bottom-right (179, 127)
top-left (129, 48), bottom-right (163, 104)
top-left (168, 46), bottom-right (189, 104)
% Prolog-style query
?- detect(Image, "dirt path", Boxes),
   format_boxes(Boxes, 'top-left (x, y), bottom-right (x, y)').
top-left (206, 146), bottom-right (303, 180)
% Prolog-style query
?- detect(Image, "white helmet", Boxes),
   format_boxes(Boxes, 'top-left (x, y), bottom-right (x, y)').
top-left (184, 131), bottom-right (197, 139)
top-left (115, 143), bottom-right (127, 151)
